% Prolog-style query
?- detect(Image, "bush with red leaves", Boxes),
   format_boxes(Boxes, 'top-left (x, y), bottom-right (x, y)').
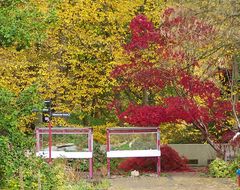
top-left (118, 145), bottom-right (191, 173)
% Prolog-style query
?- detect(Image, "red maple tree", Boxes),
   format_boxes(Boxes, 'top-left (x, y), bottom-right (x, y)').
top-left (111, 8), bottom-right (240, 156)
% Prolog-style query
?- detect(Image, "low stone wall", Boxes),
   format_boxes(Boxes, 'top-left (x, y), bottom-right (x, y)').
top-left (168, 144), bottom-right (217, 166)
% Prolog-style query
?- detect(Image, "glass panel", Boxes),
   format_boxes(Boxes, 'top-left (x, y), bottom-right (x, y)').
top-left (39, 134), bottom-right (89, 152)
top-left (110, 133), bottom-right (157, 151)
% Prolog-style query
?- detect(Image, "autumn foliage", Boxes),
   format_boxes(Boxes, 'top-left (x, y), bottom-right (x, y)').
top-left (112, 8), bottom-right (240, 154)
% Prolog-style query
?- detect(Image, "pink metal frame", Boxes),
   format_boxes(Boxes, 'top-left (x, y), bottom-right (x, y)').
top-left (48, 122), bottom-right (52, 163)
top-left (106, 127), bottom-right (161, 177)
top-left (36, 127), bottom-right (93, 178)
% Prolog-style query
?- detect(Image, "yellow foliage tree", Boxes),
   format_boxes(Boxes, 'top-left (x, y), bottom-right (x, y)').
top-left (0, 0), bottom-right (169, 129)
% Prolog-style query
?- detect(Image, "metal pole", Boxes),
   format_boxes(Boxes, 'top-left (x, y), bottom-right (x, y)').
top-left (106, 129), bottom-right (111, 178)
top-left (48, 121), bottom-right (52, 163)
top-left (36, 128), bottom-right (40, 152)
top-left (157, 128), bottom-right (161, 176)
top-left (39, 134), bottom-right (42, 151)
top-left (89, 128), bottom-right (93, 179)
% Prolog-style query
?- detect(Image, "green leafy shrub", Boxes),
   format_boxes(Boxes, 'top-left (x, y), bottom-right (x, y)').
top-left (0, 86), bottom-right (66, 189)
top-left (0, 129), bottom-right (66, 189)
top-left (0, 0), bottom-right (55, 50)
top-left (209, 157), bottom-right (239, 178)
top-left (93, 141), bottom-right (107, 170)
top-left (209, 158), bottom-right (231, 177)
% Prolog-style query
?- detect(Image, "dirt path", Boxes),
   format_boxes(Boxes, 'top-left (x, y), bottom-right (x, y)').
top-left (108, 173), bottom-right (238, 190)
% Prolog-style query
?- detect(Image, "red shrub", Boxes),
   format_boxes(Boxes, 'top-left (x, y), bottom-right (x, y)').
top-left (118, 145), bottom-right (191, 172)
top-left (160, 145), bottom-right (190, 172)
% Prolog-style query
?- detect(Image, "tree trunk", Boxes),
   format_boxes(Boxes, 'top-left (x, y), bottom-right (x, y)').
top-left (194, 122), bottom-right (225, 158)
top-left (142, 88), bottom-right (149, 105)
top-left (205, 136), bottom-right (225, 159)
top-left (232, 55), bottom-right (240, 129)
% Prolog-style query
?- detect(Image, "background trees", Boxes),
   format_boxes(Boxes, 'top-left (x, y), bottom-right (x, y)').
top-left (0, 0), bottom-right (239, 148)
top-left (0, 0), bottom-right (169, 127)
top-left (0, 0), bottom-right (49, 50)
top-left (173, 0), bottom-right (240, 130)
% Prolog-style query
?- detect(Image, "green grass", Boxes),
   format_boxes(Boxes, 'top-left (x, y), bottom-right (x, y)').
top-left (65, 179), bottom-right (110, 190)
